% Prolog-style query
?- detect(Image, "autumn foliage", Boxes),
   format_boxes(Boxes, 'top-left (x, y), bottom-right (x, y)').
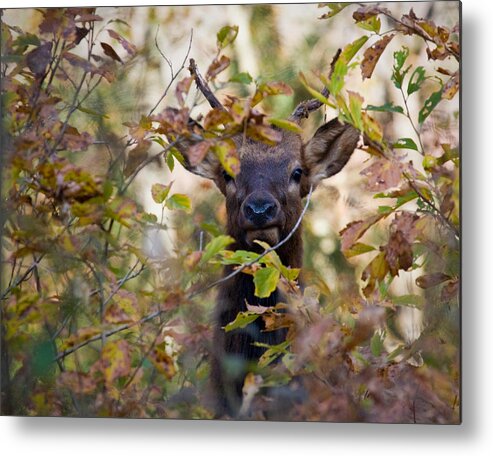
top-left (1, 4), bottom-right (459, 422)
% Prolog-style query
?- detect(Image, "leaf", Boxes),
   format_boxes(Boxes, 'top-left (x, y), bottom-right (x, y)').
top-left (101, 340), bottom-right (131, 384)
top-left (391, 47), bottom-right (411, 89)
top-left (217, 25), bottom-right (239, 49)
top-left (187, 140), bottom-right (212, 166)
top-left (253, 267), bottom-right (280, 298)
top-left (200, 235), bottom-right (235, 265)
top-left (418, 89), bottom-right (442, 123)
top-left (26, 42), bottom-right (53, 77)
top-left (107, 29), bottom-right (136, 55)
top-left (416, 272), bottom-right (451, 289)
top-left (345, 242), bottom-right (375, 258)
top-left (299, 72), bottom-right (331, 105)
top-left (347, 91), bottom-right (364, 130)
top-left (319, 3), bottom-right (350, 19)
top-left (166, 193), bottom-right (192, 212)
top-left (366, 102), bottom-right (404, 114)
top-left (151, 182), bottom-right (172, 204)
top-left (175, 76), bottom-right (193, 106)
top-left (356, 15), bottom-right (381, 33)
top-left (206, 55), bottom-right (230, 80)
top-left (353, 5), bottom-right (390, 22)
top-left (361, 157), bottom-right (402, 192)
top-left (442, 71), bottom-right (459, 100)
top-left (101, 42), bottom-right (122, 63)
top-left (370, 330), bottom-right (385, 356)
top-left (253, 80), bottom-right (293, 106)
top-left (149, 347), bottom-right (176, 379)
top-left (267, 118), bottom-right (303, 134)
top-left (330, 36), bottom-right (369, 95)
top-left (340, 214), bottom-right (384, 251)
top-left (361, 34), bottom-right (394, 80)
top-left (230, 72), bottom-right (253, 84)
top-left (224, 311), bottom-right (260, 332)
top-left (124, 140), bottom-right (151, 177)
top-left (407, 66), bottom-right (426, 95)
top-left (393, 137), bottom-right (418, 151)
top-left (212, 139), bottom-right (240, 177)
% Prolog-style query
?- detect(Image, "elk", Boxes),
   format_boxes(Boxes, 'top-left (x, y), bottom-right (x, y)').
top-left (179, 56), bottom-right (360, 416)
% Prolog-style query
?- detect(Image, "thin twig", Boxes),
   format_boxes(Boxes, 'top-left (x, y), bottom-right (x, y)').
top-left (188, 58), bottom-right (225, 110)
top-left (148, 29), bottom-right (194, 116)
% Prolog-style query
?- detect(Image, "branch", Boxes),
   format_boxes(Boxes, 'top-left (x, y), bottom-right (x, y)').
top-left (188, 58), bottom-right (225, 110)
top-left (148, 28), bottom-right (193, 116)
top-left (290, 49), bottom-right (341, 122)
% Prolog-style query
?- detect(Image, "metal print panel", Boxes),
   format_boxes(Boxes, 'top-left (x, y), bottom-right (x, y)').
top-left (0, 1), bottom-right (460, 423)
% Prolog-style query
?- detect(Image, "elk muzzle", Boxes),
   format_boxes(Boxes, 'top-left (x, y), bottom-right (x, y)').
top-left (240, 192), bottom-right (282, 246)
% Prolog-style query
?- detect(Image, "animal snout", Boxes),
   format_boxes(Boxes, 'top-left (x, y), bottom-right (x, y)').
top-left (242, 194), bottom-right (279, 228)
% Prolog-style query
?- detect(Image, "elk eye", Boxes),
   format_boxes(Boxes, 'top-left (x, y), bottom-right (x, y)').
top-left (222, 170), bottom-right (234, 183)
top-left (290, 167), bottom-right (303, 183)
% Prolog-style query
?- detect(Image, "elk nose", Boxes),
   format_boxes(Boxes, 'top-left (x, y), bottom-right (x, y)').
top-left (243, 197), bottom-right (278, 227)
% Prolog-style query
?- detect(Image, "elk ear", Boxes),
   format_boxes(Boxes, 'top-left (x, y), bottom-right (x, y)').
top-left (302, 117), bottom-right (360, 188)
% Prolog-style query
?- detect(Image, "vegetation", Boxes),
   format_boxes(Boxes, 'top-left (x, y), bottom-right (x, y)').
top-left (1, 4), bottom-right (459, 422)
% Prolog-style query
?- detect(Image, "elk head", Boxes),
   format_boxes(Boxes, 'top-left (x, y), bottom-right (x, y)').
top-left (181, 57), bottom-right (360, 267)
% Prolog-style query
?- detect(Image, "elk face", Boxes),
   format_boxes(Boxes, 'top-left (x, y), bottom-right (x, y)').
top-left (183, 118), bottom-right (360, 254)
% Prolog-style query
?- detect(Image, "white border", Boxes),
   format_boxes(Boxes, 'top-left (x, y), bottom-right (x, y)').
top-left (2, 1), bottom-right (493, 455)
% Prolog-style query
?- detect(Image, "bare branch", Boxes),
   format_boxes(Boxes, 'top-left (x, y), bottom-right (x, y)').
top-left (188, 58), bottom-right (225, 110)
top-left (148, 29), bottom-right (194, 116)
top-left (290, 49), bottom-right (341, 122)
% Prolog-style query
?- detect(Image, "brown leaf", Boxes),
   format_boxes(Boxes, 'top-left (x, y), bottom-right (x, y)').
top-left (353, 5), bottom-right (390, 22)
top-left (340, 214), bottom-right (384, 251)
top-left (442, 71), bottom-right (459, 100)
top-left (361, 34), bottom-right (394, 80)
top-left (26, 42), bottom-right (53, 77)
top-left (175, 76), bottom-right (193, 106)
top-left (384, 230), bottom-right (413, 276)
top-left (187, 140), bottom-right (212, 166)
top-left (416, 272), bottom-right (451, 289)
top-left (75, 13), bottom-right (103, 23)
top-left (101, 42), bottom-right (122, 63)
top-left (361, 157), bottom-right (403, 192)
top-left (204, 108), bottom-right (234, 130)
top-left (124, 140), bottom-right (151, 177)
top-left (206, 55), bottom-right (230, 80)
top-left (107, 29), bottom-right (137, 55)
top-left (149, 347), bottom-right (176, 379)
top-left (74, 26), bottom-right (89, 45)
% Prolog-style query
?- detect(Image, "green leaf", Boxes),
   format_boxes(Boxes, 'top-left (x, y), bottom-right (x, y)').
top-left (329, 35), bottom-right (369, 95)
top-left (253, 267), bottom-right (280, 298)
top-left (318, 3), bottom-right (350, 19)
top-left (217, 25), bottom-right (239, 49)
top-left (230, 72), bottom-right (253, 84)
top-left (200, 235), bottom-right (234, 265)
top-left (366, 102), bottom-right (404, 114)
top-left (165, 151), bottom-right (175, 172)
top-left (391, 294), bottom-right (425, 308)
top-left (356, 15), bottom-right (381, 33)
top-left (393, 137), bottom-right (418, 151)
top-left (165, 193), bottom-right (191, 212)
top-left (223, 311), bottom-right (260, 332)
top-left (268, 118), bottom-right (303, 134)
top-left (348, 91), bottom-right (364, 131)
top-left (419, 89), bottom-right (443, 123)
top-left (391, 47), bottom-right (411, 89)
top-left (345, 242), bottom-right (375, 258)
top-left (370, 331), bottom-right (385, 357)
top-left (151, 182), bottom-right (172, 204)
top-left (407, 66), bottom-right (426, 96)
